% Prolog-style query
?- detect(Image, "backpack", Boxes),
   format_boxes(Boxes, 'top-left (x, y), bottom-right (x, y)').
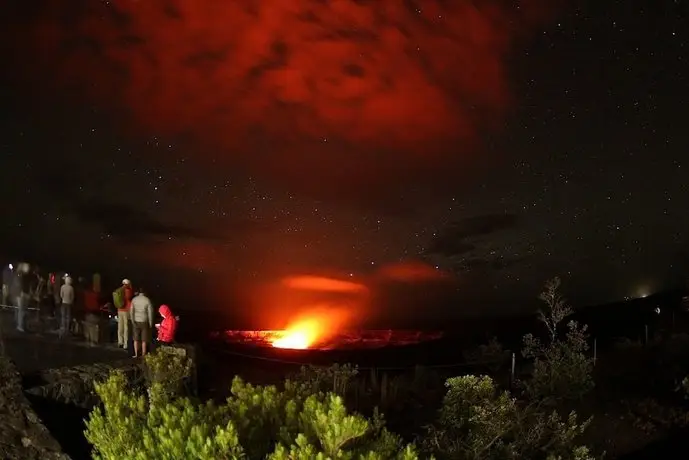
top-left (112, 287), bottom-right (125, 309)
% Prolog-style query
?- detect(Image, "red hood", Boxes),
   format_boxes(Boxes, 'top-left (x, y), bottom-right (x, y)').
top-left (159, 304), bottom-right (172, 317)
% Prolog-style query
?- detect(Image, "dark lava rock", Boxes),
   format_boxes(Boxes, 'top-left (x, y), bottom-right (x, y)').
top-left (25, 360), bottom-right (141, 408)
top-left (0, 357), bottom-right (69, 459)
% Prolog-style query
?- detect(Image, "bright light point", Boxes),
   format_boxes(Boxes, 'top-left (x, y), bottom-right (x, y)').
top-left (272, 332), bottom-right (310, 350)
top-left (8, 264), bottom-right (13, 270)
top-left (269, 307), bottom-right (352, 350)
top-left (271, 317), bottom-right (322, 350)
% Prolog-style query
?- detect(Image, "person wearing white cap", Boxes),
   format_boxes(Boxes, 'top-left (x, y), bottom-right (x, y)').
top-left (113, 278), bottom-right (134, 349)
top-left (59, 276), bottom-right (75, 338)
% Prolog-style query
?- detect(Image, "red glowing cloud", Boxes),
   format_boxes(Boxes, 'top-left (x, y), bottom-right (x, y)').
top-left (9, 0), bottom-right (560, 194)
top-left (377, 261), bottom-right (449, 283)
top-left (281, 275), bottom-right (369, 294)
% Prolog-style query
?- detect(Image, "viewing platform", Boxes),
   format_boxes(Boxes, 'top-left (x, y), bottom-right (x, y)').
top-left (0, 308), bottom-right (127, 374)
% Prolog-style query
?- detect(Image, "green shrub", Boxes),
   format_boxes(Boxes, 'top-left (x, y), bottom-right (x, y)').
top-left (85, 370), bottom-right (419, 459)
top-left (84, 371), bottom-right (241, 460)
top-left (423, 375), bottom-right (594, 460)
top-left (143, 348), bottom-right (193, 398)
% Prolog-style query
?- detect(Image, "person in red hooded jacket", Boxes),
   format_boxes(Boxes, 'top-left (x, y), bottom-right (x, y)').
top-left (155, 304), bottom-right (178, 343)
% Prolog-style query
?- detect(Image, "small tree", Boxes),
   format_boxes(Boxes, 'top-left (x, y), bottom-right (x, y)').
top-left (143, 348), bottom-right (193, 398)
top-left (538, 277), bottom-right (573, 344)
top-left (423, 375), bottom-right (595, 460)
top-left (522, 321), bottom-right (595, 401)
top-left (520, 278), bottom-right (594, 402)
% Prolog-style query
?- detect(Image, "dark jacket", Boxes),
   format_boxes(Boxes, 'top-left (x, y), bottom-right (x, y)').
top-left (20, 274), bottom-right (31, 295)
top-left (2, 267), bottom-right (12, 285)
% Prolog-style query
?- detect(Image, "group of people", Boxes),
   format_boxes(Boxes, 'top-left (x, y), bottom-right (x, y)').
top-left (2, 262), bottom-right (49, 333)
top-left (111, 278), bottom-right (178, 357)
top-left (1, 263), bottom-right (178, 356)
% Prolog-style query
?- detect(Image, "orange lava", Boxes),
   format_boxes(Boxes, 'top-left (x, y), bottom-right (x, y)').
top-left (272, 324), bottom-right (317, 349)
top-left (271, 307), bottom-right (352, 350)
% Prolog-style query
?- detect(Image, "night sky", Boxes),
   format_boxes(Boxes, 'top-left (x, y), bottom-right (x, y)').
top-left (0, 0), bottom-right (687, 318)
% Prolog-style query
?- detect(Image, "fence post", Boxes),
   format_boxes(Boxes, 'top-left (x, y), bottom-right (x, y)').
top-left (644, 324), bottom-right (649, 345)
top-left (510, 352), bottom-right (516, 385)
top-left (593, 338), bottom-right (597, 366)
top-left (672, 310), bottom-right (676, 332)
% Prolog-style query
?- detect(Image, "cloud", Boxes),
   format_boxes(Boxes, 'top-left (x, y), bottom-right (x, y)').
top-left (429, 214), bottom-right (518, 255)
top-left (71, 201), bottom-right (226, 242)
top-left (6, 0), bottom-right (561, 203)
top-left (281, 275), bottom-right (369, 294)
top-left (376, 261), bottom-right (450, 283)
top-left (425, 213), bottom-right (525, 272)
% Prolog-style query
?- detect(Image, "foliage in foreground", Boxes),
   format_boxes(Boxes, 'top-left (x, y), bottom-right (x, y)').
top-left (85, 352), bottom-right (418, 459)
top-left (423, 375), bottom-right (594, 460)
top-left (142, 347), bottom-right (193, 398)
top-left (85, 278), bottom-right (599, 459)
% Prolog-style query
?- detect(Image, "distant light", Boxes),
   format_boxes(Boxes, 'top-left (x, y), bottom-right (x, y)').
top-left (635, 285), bottom-right (652, 299)
top-left (8, 264), bottom-right (13, 270)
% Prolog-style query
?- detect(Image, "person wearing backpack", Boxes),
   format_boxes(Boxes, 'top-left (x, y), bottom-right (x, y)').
top-left (113, 279), bottom-right (134, 349)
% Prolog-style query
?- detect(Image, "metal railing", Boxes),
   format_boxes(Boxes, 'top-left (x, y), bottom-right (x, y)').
top-left (0, 303), bottom-right (40, 311)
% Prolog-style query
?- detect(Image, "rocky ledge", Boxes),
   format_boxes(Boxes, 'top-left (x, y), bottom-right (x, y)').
top-left (0, 357), bottom-right (70, 460)
top-left (25, 360), bottom-right (142, 408)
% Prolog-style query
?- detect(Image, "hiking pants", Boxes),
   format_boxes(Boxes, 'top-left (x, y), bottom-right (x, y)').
top-left (60, 303), bottom-right (72, 336)
top-left (16, 293), bottom-right (28, 332)
top-left (118, 311), bottom-right (130, 348)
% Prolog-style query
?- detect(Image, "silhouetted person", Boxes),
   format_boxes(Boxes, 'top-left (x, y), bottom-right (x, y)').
top-left (113, 279), bottom-right (134, 349)
top-left (51, 273), bottom-right (63, 318)
top-left (84, 285), bottom-right (101, 345)
top-left (2, 264), bottom-right (12, 306)
top-left (130, 289), bottom-right (153, 358)
top-left (59, 276), bottom-right (75, 338)
top-left (15, 263), bottom-right (31, 332)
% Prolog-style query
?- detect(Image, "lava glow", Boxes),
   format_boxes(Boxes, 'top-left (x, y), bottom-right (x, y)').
top-left (271, 306), bottom-right (352, 350)
top-left (272, 323), bottom-right (317, 349)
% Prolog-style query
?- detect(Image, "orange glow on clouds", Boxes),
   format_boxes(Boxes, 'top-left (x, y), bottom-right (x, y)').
top-left (377, 261), bottom-right (449, 282)
top-left (281, 275), bottom-right (368, 294)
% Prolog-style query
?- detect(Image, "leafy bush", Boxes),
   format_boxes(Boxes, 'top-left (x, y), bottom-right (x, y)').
top-left (85, 370), bottom-right (419, 459)
top-left (423, 375), bottom-right (594, 460)
top-left (143, 347), bottom-right (193, 398)
top-left (85, 371), bottom-right (241, 460)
